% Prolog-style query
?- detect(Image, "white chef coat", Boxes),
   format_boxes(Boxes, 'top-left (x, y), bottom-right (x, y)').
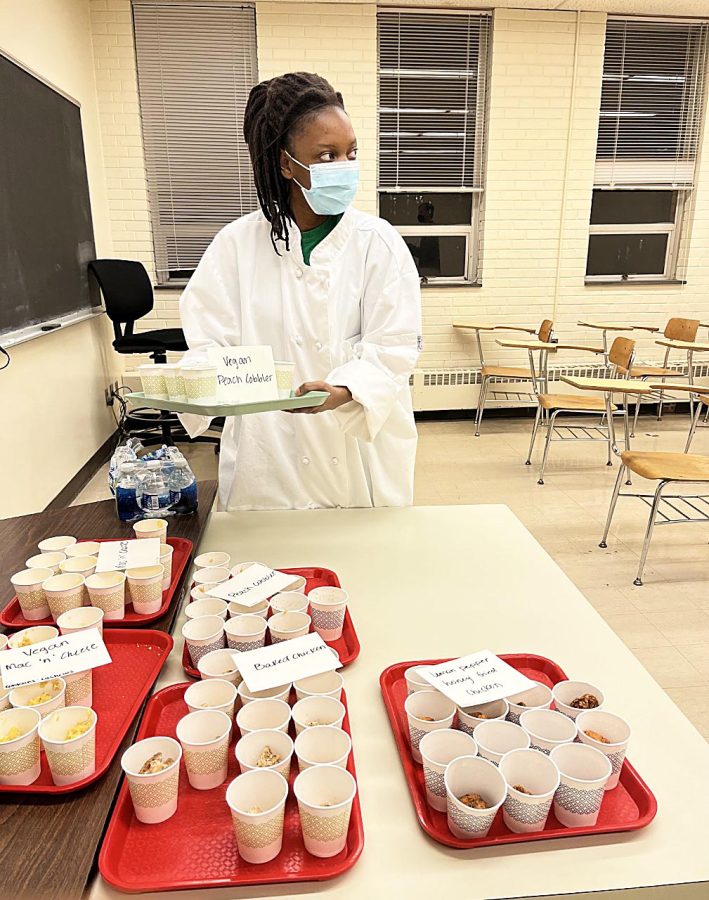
top-left (178, 206), bottom-right (421, 510)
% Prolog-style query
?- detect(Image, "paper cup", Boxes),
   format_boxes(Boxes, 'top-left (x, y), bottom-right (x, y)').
top-left (0, 707), bottom-right (42, 785)
top-left (198, 648), bottom-right (242, 686)
top-left (294, 725), bottom-right (352, 772)
top-left (8, 625), bottom-right (58, 650)
top-left (10, 678), bottom-right (66, 719)
top-left (121, 736), bottom-right (182, 824)
top-left (229, 561), bottom-right (261, 578)
top-left (176, 709), bottom-right (231, 790)
top-left (237, 699), bottom-right (291, 736)
top-left (195, 551), bottom-right (231, 570)
top-left (163, 363), bottom-right (186, 402)
top-left (237, 682), bottom-right (292, 706)
top-left (182, 615), bottom-right (226, 666)
top-left (294, 764), bottom-right (357, 858)
top-left (308, 586), bottom-right (348, 642)
top-left (191, 583), bottom-right (219, 602)
top-left (85, 571), bottom-right (126, 620)
top-left (552, 680), bottom-right (605, 721)
top-left (281, 574), bottom-right (307, 593)
top-left (550, 742), bottom-right (612, 827)
top-left (159, 543), bottom-right (174, 591)
top-left (133, 518), bottom-right (168, 542)
top-left (274, 361), bottom-right (295, 399)
top-left (457, 699), bottom-right (510, 736)
top-left (185, 678), bottom-right (238, 720)
top-left (500, 748), bottom-right (561, 833)
top-left (10, 568), bottom-right (53, 620)
top-left (186, 597), bottom-right (229, 621)
top-left (126, 564), bottom-right (165, 615)
top-left (270, 591), bottom-right (309, 615)
top-left (445, 755), bottom-right (506, 839)
top-left (226, 769), bottom-right (289, 864)
top-left (235, 728), bottom-right (294, 779)
top-left (182, 364), bottom-right (218, 403)
top-left (404, 690), bottom-right (457, 763)
top-left (65, 541), bottom-right (102, 559)
top-left (294, 671), bottom-right (344, 702)
top-left (228, 598), bottom-right (269, 619)
top-left (0, 635), bottom-right (7, 652)
top-left (225, 614), bottom-right (268, 652)
top-left (419, 728), bottom-right (478, 812)
top-left (39, 706), bottom-right (97, 786)
top-left (26, 552), bottom-right (66, 576)
top-left (520, 708), bottom-right (577, 756)
top-left (57, 606), bottom-right (104, 636)
top-left (507, 682), bottom-right (553, 725)
top-left (193, 566), bottom-right (230, 588)
top-left (42, 573), bottom-right (85, 621)
top-left (475, 719), bottom-right (530, 766)
top-left (63, 669), bottom-right (93, 708)
top-left (59, 556), bottom-right (97, 579)
top-left (292, 696), bottom-right (346, 737)
top-left (268, 610), bottom-right (311, 644)
top-left (0, 681), bottom-right (9, 713)
top-left (404, 666), bottom-right (434, 696)
top-left (138, 364), bottom-right (168, 398)
top-left (38, 535), bottom-right (77, 553)
top-left (576, 710), bottom-right (631, 790)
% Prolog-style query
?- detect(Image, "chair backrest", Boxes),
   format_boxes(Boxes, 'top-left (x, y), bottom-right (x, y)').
top-left (538, 319), bottom-right (553, 343)
top-left (609, 336), bottom-right (635, 372)
top-left (88, 259), bottom-right (154, 326)
top-left (664, 317), bottom-right (699, 342)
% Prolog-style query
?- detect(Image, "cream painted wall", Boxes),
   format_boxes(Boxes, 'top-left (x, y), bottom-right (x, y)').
top-left (0, 0), bottom-right (118, 519)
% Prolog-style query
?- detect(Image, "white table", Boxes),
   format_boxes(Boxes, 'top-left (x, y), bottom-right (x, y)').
top-left (91, 505), bottom-right (709, 900)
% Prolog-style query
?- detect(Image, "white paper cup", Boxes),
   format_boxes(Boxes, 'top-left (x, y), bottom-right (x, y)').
top-left (292, 696), bottom-right (346, 737)
top-left (162, 363), bottom-right (186, 402)
top-left (225, 614), bottom-right (268, 652)
top-left (474, 719), bottom-right (530, 766)
top-left (0, 635), bottom-right (7, 652)
top-left (237, 698), bottom-right (291, 736)
top-left (138, 364), bottom-right (168, 399)
top-left (228, 598), bottom-right (269, 619)
top-left (59, 556), bottom-right (97, 580)
top-left (520, 709), bottom-right (577, 755)
top-left (0, 707), bottom-right (42, 785)
top-left (194, 551), bottom-right (231, 570)
top-left (65, 541), bottom-right (102, 559)
top-left (159, 543), bottom-right (174, 592)
top-left (63, 669), bottom-right (93, 708)
top-left (182, 615), bottom-right (226, 666)
top-left (38, 535), bottom-right (77, 553)
top-left (500, 748), bottom-right (561, 833)
top-left (308, 586), bottom-right (348, 642)
top-left (293, 764), bottom-right (357, 858)
top-left (445, 755), bottom-right (506, 839)
top-left (550, 742), bottom-right (612, 827)
top-left (42, 573), bottom-right (85, 621)
top-left (237, 682), bottom-right (292, 706)
top-left (226, 769), bottom-right (289, 864)
top-left (26, 552), bottom-right (66, 576)
top-left (10, 568), bottom-right (53, 620)
top-left (39, 706), bottom-right (97, 786)
top-left (294, 671), bottom-right (344, 702)
top-left (294, 725), bottom-right (352, 772)
top-left (404, 665), bottom-right (433, 696)
top-left (126, 564), bottom-right (165, 615)
top-left (229, 561), bottom-right (261, 578)
top-left (10, 677), bottom-right (66, 718)
top-left (280, 574), bottom-right (307, 593)
top-left (507, 682), bottom-right (553, 725)
top-left (404, 690), bottom-right (457, 763)
top-left (121, 736), bottom-right (182, 824)
top-left (193, 566), bottom-right (230, 588)
top-left (185, 678), bottom-right (238, 720)
top-left (186, 597), bottom-right (229, 622)
top-left (182, 364), bottom-right (218, 404)
top-left (133, 518), bottom-right (168, 542)
top-left (191, 583), bottom-right (219, 603)
top-left (198, 648), bottom-right (242, 686)
top-left (85, 571), bottom-right (126, 620)
top-left (576, 710), bottom-right (631, 790)
top-left (270, 592), bottom-right (309, 615)
top-left (57, 606), bottom-right (104, 637)
top-left (457, 699), bottom-right (510, 736)
top-left (274, 361), bottom-right (295, 399)
top-left (176, 709), bottom-right (231, 790)
top-left (235, 728), bottom-right (294, 779)
top-left (267, 610), bottom-right (311, 644)
top-left (419, 728), bottom-right (478, 812)
top-left (0, 681), bottom-right (9, 713)
top-left (8, 625), bottom-right (58, 650)
top-left (552, 680), bottom-right (605, 721)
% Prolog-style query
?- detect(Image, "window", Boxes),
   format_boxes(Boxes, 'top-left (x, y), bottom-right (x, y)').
top-left (589, 18), bottom-right (708, 281)
top-left (377, 10), bottom-right (491, 284)
top-left (133, 2), bottom-right (258, 284)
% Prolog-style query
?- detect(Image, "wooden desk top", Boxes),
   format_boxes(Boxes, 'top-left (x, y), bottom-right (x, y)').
top-left (495, 338), bottom-right (556, 350)
top-left (0, 480), bottom-right (217, 900)
top-left (577, 320), bottom-right (637, 331)
top-left (453, 320), bottom-right (536, 333)
top-left (655, 338), bottom-right (709, 352)
top-left (560, 376), bottom-right (649, 394)
top-left (648, 381), bottom-right (709, 395)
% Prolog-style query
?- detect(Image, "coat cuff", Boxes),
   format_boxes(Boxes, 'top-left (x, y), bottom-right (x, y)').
top-left (328, 358), bottom-right (398, 443)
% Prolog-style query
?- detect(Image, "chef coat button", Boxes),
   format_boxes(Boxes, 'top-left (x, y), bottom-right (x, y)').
top-left (301, 456), bottom-right (310, 465)
top-left (294, 335), bottom-right (303, 345)
top-left (331, 457), bottom-right (339, 466)
top-left (295, 267), bottom-right (303, 278)
top-left (315, 341), bottom-right (323, 351)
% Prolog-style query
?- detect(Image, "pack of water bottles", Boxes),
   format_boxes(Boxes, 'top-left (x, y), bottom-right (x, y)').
top-left (108, 440), bottom-right (198, 522)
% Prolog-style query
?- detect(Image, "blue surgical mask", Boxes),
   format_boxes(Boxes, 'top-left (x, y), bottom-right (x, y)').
top-left (286, 151), bottom-right (359, 216)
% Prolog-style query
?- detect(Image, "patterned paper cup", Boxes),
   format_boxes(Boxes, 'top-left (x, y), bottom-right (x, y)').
top-left (138, 364), bottom-right (168, 399)
top-left (159, 543), bottom-right (174, 591)
top-left (121, 736), bottom-right (182, 824)
top-left (226, 768), bottom-right (289, 864)
top-left (10, 678), bottom-right (66, 719)
top-left (193, 566), bottom-right (231, 589)
top-left (191, 584), bottom-right (219, 603)
top-left (8, 625), bottom-right (59, 650)
top-left (0, 635), bottom-right (6, 652)
top-left (182, 364), bottom-right (218, 403)
top-left (228, 598), bottom-right (270, 619)
top-left (294, 671), bottom-right (344, 702)
top-left (238, 682), bottom-right (292, 706)
top-left (162, 363), bottom-right (186, 402)
top-left (550, 742), bottom-right (612, 827)
top-left (270, 592), bottom-right (309, 615)
top-left (445, 755), bottom-right (506, 839)
top-left (198, 648), bottom-right (242, 686)
top-left (176, 709), bottom-right (231, 790)
top-left (280, 574), bottom-right (307, 593)
top-left (507, 682), bottom-right (553, 725)
top-left (229, 561), bottom-right (261, 579)
top-left (10, 568), bottom-right (53, 620)
top-left (576, 710), bottom-right (631, 790)
top-left (274, 361), bottom-right (295, 400)
top-left (0, 681), bottom-right (10, 713)
top-left (58, 556), bottom-right (97, 582)
top-left (38, 535), bottom-right (77, 553)
top-left (500, 748), bottom-right (560, 833)
top-left (65, 541), bottom-right (101, 559)
top-left (132, 518), bottom-right (169, 542)
top-left (186, 598), bottom-right (228, 622)
top-left (39, 706), bottom-right (97, 786)
top-left (237, 698), bottom-right (291, 736)
top-left (294, 764), bottom-right (357, 858)
top-left (419, 728), bottom-right (478, 812)
top-left (475, 720), bottom-right (530, 766)
top-left (42, 574), bottom-right (85, 621)
top-left (294, 725), bottom-right (352, 771)
top-left (185, 678), bottom-right (238, 720)
top-left (308, 587), bottom-right (348, 642)
top-left (292, 696), bottom-right (346, 737)
top-left (404, 666), bottom-right (434, 696)
top-left (552, 680), bottom-right (606, 721)
top-left (182, 615), bottom-right (226, 666)
top-left (85, 571), bottom-right (126, 620)
top-left (63, 670), bottom-right (93, 708)
top-left (0, 707), bottom-right (42, 785)
top-left (225, 614), bottom-right (268, 652)
top-left (520, 709), bottom-right (577, 755)
top-left (235, 728), bottom-right (294, 779)
top-left (404, 690), bottom-right (457, 764)
top-left (126, 564), bottom-right (165, 615)
top-left (268, 611), bottom-right (311, 644)
top-left (457, 699), bottom-right (510, 736)
top-left (57, 606), bottom-right (104, 637)
top-left (195, 551), bottom-right (231, 570)
top-left (26, 552), bottom-right (67, 576)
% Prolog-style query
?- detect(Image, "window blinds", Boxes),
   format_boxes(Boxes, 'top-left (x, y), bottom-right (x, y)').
top-left (133, 1), bottom-right (258, 281)
top-left (595, 18), bottom-right (709, 188)
top-left (377, 10), bottom-right (491, 190)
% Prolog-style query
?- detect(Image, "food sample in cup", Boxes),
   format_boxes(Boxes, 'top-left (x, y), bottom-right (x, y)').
top-left (256, 746), bottom-right (282, 768)
top-left (458, 792), bottom-right (488, 809)
top-left (404, 665), bottom-right (434, 695)
top-left (237, 682), bottom-right (292, 705)
top-left (549, 742), bottom-right (612, 827)
top-left (576, 709), bottom-right (631, 790)
top-left (121, 736), bottom-right (182, 824)
top-left (499, 746), bottom-right (561, 833)
top-left (8, 625), bottom-right (58, 649)
top-left (506, 681), bottom-right (553, 724)
top-left (10, 568), bottom-right (54, 620)
top-left (293, 763), bottom-right (357, 859)
top-left (552, 680), bottom-right (605, 721)
top-left (138, 364), bottom-right (168, 398)
top-left (9, 678), bottom-right (66, 719)
top-left (274, 361), bottom-right (295, 399)
top-left (197, 648), bottom-right (241, 685)
top-left (38, 706), bottom-right (97, 786)
top-left (419, 728), bottom-right (478, 812)
top-left (181, 363), bottom-right (219, 404)
top-left (235, 728), bottom-right (294, 779)
top-left (38, 535), bottom-right (77, 553)
top-left (404, 689), bottom-right (457, 763)
top-left (226, 768), bottom-right (289, 865)
top-left (65, 541), bottom-right (101, 559)
top-left (571, 693), bottom-right (600, 710)
top-left (0, 707), bottom-right (42, 785)
top-left (25, 551), bottom-right (67, 575)
top-left (194, 551), bottom-right (231, 570)
top-left (140, 752), bottom-right (175, 774)
top-left (184, 678), bottom-right (238, 719)
top-left (132, 518), bottom-right (169, 541)
top-left (444, 755), bottom-right (507, 839)
top-left (291, 696), bottom-right (346, 737)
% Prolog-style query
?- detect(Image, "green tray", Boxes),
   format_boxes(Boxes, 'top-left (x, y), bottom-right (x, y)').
top-left (126, 391), bottom-right (329, 417)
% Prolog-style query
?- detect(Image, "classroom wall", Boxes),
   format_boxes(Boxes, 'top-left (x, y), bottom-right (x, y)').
top-left (0, 0), bottom-right (118, 519)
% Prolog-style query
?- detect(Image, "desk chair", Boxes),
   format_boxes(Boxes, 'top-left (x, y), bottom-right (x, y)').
top-left (648, 383), bottom-right (709, 453)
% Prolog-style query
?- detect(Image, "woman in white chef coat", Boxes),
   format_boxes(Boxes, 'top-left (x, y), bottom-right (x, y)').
top-left (179, 72), bottom-right (421, 510)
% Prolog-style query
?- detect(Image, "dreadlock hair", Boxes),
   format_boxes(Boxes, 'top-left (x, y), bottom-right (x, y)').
top-left (243, 72), bottom-right (345, 253)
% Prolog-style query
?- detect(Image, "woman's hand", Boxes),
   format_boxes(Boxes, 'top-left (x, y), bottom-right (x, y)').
top-left (288, 381), bottom-right (352, 414)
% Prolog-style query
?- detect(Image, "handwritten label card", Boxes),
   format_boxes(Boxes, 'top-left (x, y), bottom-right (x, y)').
top-left (419, 650), bottom-right (535, 709)
top-left (0, 628), bottom-right (112, 689)
top-left (236, 632), bottom-right (340, 692)
top-left (95, 538), bottom-right (161, 573)
top-left (206, 564), bottom-right (295, 608)
top-left (208, 345), bottom-right (278, 403)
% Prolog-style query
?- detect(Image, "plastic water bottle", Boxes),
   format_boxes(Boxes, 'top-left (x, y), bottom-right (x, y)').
top-left (140, 460), bottom-right (173, 517)
top-left (115, 463), bottom-right (141, 522)
top-left (168, 460), bottom-right (198, 515)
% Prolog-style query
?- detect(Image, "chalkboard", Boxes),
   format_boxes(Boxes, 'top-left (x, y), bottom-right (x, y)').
top-left (0, 52), bottom-right (99, 340)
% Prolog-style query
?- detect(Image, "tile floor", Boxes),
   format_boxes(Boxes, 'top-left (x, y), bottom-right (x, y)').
top-left (72, 413), bottom-right (709, 739)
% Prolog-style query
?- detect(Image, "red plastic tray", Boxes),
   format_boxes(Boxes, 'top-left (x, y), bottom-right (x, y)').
top-left (99, 681), bottom-right (364, 893)
top-left (0, 629), bottom-right (173, 795)
top-left (381, 654), bottom-right (657, 850)
top-left (0, 537), bottom-right (192, 629)
top-left (182, 566), bottom-right (360, 677)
